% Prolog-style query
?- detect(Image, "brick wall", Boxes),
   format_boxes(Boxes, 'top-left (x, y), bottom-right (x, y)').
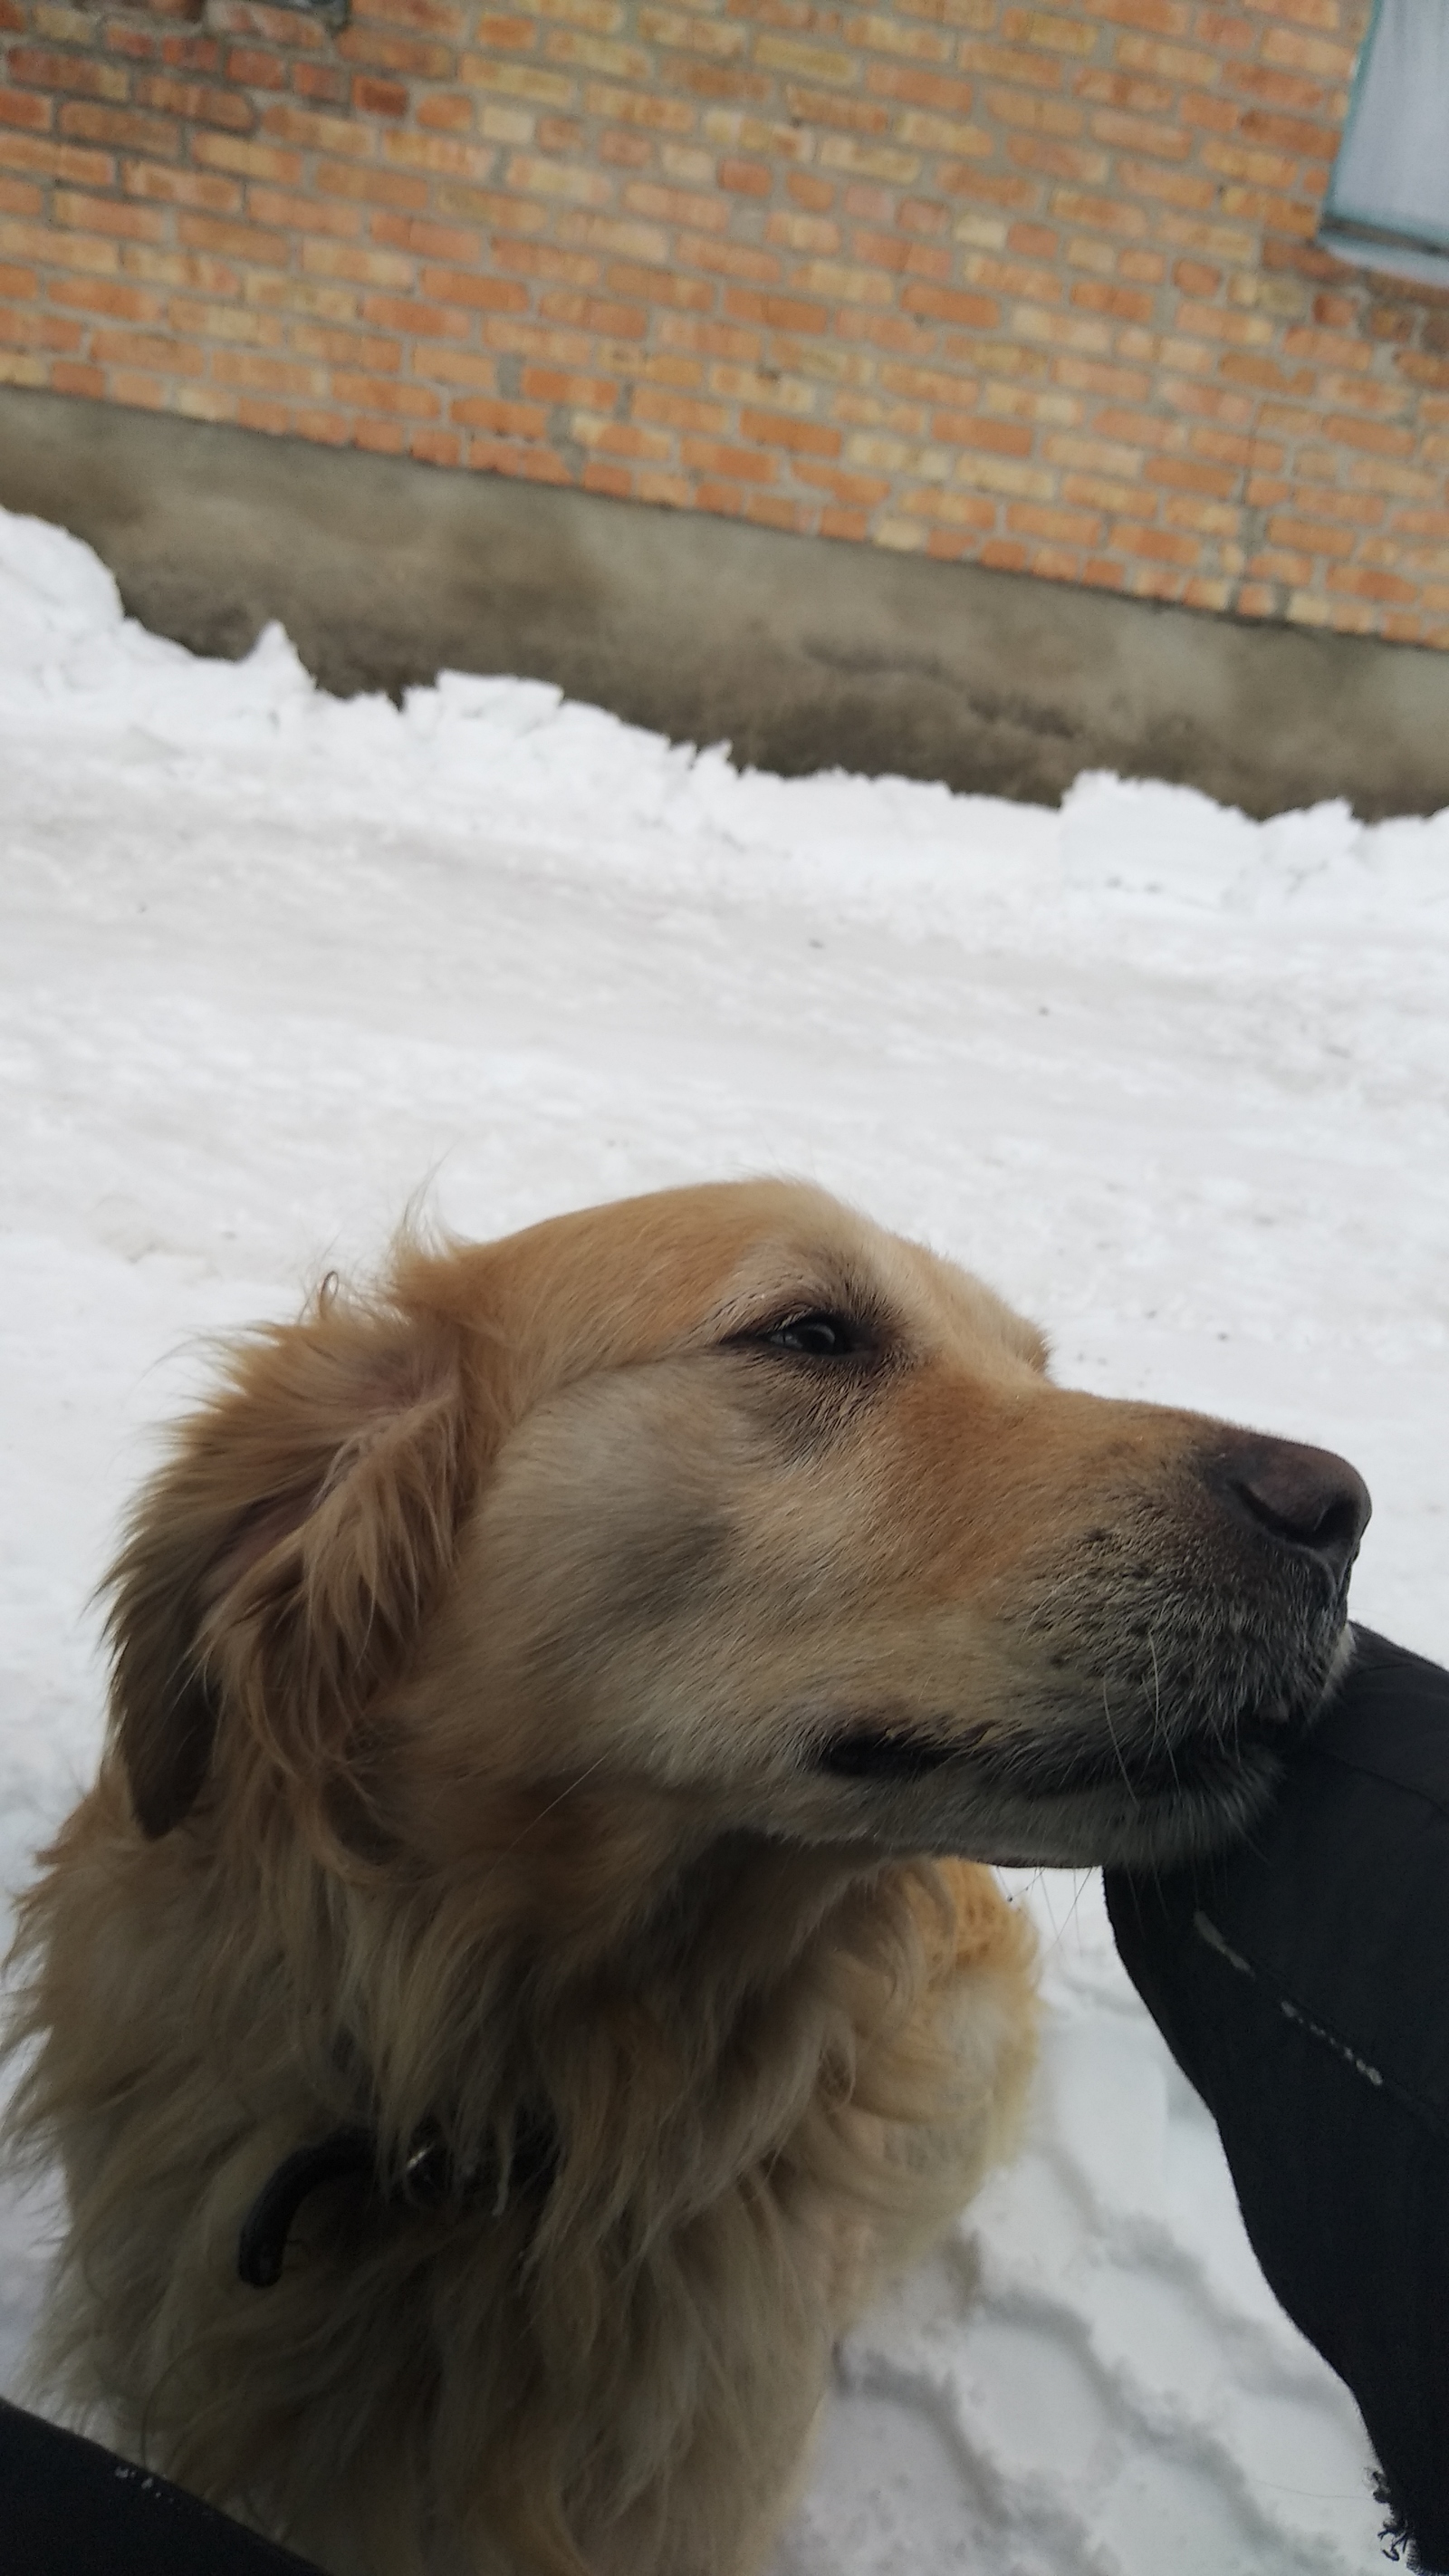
top-left (2, 0), bottom-right (1447, 648)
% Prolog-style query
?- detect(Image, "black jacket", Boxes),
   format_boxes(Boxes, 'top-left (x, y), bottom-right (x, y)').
top-left (1107, 1625), bottom-right (1449, 2571)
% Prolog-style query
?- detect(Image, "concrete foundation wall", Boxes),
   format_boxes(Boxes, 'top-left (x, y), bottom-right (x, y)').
top-left (3, 381), bottom-right (1448, 820)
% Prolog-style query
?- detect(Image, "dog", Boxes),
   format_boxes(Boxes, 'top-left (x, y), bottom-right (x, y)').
top-left (3, 1179), bottom-right (1368, 2576)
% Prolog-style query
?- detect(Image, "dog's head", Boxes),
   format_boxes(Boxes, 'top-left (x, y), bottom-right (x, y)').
top-left (107, 1180), bottom-right (1367, 1881)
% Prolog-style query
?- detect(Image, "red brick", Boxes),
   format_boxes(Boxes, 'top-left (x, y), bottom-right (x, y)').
top-left (677, 230), bottom-right (778, 284)
top-left (59, 102), bottom-right (182, 159)
top-left (354, 76), bottom-right (409, 118)
top-left (89, 322), bottom-right (205, 373)
top-left (330, 367), bottom-right (440, 415)
top-left (1051, 188), bottom-right (1147, 237)
top-left (960, 36), bottom-right (1072, 92)
top-left (417, 263), bottom-right (529, 312)
top-left (1112, 520), bottom-right (1197, 564)
top-left (523, 361), bottom-right (618, 406)
top-left (341, 26), bottom-right (455, 78)
top-left (591, 263), bottom-right (701, 321)
top-left (315, 159), bottom-right (431, 209)
top-left (792, 458), bottom-right (894, 506)
top-left (1260, 24), bottom-right (1356, 81)
top-left (360, 292), bottom-right (469, 338)
top-left (633, 384), bottom-right (727, 433)
top-left (739, 403), bottom-right (841, 457)
top-left (1, 307), bottom-right (86, 355)
top-left (580, 453), bottom-right (632, 496)
top-left (176, 212), bottom-right (287, 264)
top-left (422, 345), bottom-right (497, 391)
top-left (226, 46), bottom-right (288, 88)
top-left (53, 274), bottom-right (168, 325)
top-left (1236, 107), bottom-right (1339, 161)
top-left (373, 212), bottom-right (479, 259)
top-left (1071, 279), bottom-right (1154, 321)
top-left (53, 186), bottom-right (167, 245)
top-left (260, 100), bottom-right (374, 158)
top-left (43, 359), bottom-right (106, 394)
top-left (1089, 106), bottom-right (1191, 159)
top-left (597, 127), bottom-right (653, 169)
top-left (7, 52), bottom-right (129, 105)
top-left (979, 537), bottom-right (1029, 571)
top-left (448, 389), bottom-right (546, 435)
top-left (574, 415), bottom-right (670, 460)
top-left (137, 75), bottom-right (254, 130)
top-left (540, 286), bottom-right (647, 336)
top-left (659, 312), bottom-right (758, 361)
top-left (677, 434), bottom-right (776, 482)
top-left (194, 131), bottom-right (302, 181)
top-left (0, 85), bottom-right (54, 134)
top-left (1323, 411), bottom-right (1415, 458)
top-left (587, 80), bottom-right (696, 135)
top-left (901, 282), bottom-right (1001, 330)
top-left (352, 0), bottom-right (466, 36)
top-left (1076, 65), bottom-right (1175, 114)
top-left (250, 187), bottom-right (362, 238)
top-left (124, 160), bottom-right (239, 212)
top-left (724, 288), bottom-right (829, 333)
top-left (1148, 454), bottom-right (1235, 498)
top-left (787, 169), bottom-right (833, 212)
top-left (1008, 500), bottom-right (1103, 545)
top-left (1326, 563), bottom-right (1417, 606)
top-left (1115, 156), bottom-right (1216, 209)
top-left (866, 62), bottom-right (975, 117)
top-left (293, 63), bottom-right (350, 106)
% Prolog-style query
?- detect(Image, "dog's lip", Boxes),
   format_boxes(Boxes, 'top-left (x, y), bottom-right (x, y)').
top-left (813, 1692), bottom-right (1319, 1805)
top-left (812, 1723), bottom-right (960, 1783)
top-left (1028, 1725), bottom-right (1276, 1804)
top-left (811, 1716), bottom-right (1273, 1796)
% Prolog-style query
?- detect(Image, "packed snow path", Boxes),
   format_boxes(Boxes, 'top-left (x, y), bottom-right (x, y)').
top-left (3, 504), bottom-right (1447, 2574)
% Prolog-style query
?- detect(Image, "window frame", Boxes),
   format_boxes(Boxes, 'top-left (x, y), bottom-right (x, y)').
top-left (1318, 0), bottom-right (1449, 289)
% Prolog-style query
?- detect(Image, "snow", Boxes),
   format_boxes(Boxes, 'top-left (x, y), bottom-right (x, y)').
top-left (4, 501), bottom-right (1447, 2575)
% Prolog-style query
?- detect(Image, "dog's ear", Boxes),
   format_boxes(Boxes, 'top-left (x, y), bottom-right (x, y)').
top-left (105, 1275), bottom-right (473, 1840)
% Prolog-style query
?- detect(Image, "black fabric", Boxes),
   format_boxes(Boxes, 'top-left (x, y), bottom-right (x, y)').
top-left (1106, 1625), bottom-right (1449, 2571)
top-left (0, 2395), bottom-right (322, 2575)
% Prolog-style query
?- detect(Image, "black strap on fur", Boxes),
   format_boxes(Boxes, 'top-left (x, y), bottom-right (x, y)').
top-left (237, 2117), bottom-right (558, 2290)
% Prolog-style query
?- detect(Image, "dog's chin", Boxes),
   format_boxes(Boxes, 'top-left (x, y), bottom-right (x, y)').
top-left (820, 1727), bottom-right (1284, 1871)
top-left (950, 1732), bottom-right (1290, 1871)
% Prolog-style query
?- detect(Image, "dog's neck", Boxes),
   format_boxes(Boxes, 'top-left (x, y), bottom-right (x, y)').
top-left (236, 1824), bottom-right (900, 2285)
top-left (237, 2110), bottom-right (560, 2288)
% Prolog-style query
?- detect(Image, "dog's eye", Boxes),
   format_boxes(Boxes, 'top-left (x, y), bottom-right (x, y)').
top-left (760, 1312), bottom-right (864, 1358)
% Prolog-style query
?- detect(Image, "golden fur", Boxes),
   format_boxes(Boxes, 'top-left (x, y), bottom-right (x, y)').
top-left (4, 1180), bottom-right (1363, 2574)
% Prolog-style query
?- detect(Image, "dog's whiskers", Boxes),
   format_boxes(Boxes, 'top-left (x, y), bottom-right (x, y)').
top-left (1101, 1678), bottom-right (1138, 1805)
top-left (496, 1749), bottom-right (614, 1859)
top-left (1146, 1629), bottom-right (1178, 1790)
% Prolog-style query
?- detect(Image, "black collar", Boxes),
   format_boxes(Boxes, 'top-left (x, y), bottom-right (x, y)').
top-left (237, 2116), bottom-right (558, 2289)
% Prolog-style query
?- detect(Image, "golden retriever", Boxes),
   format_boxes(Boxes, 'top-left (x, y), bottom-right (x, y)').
top-left (3, 1180), bottom-right (1368, 2576)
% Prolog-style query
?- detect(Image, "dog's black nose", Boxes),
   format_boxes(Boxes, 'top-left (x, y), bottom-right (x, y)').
top-left (1213, 1435), bottom-right (1371, 1583)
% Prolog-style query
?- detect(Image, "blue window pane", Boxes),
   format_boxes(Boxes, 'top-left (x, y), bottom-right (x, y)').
top-left (1319, 0), bottom-right (1449, 283)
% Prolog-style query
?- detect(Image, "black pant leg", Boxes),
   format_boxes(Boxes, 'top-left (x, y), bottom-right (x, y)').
top-left (0, 2395), bottom-right (323, 2576)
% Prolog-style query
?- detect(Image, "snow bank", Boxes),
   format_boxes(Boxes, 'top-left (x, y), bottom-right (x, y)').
top-left (5, 503), bottom-right (1447, 2574)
